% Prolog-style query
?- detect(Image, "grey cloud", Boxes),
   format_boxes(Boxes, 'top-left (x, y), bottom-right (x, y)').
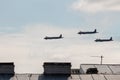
top-left (87, 0), bottom-right (106, 3)
top-left (72, 0), bottom-right (120, 13)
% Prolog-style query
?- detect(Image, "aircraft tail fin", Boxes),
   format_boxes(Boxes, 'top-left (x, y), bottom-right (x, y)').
top-left (110, 37), bottom-right (112, 40)
top-left (59, 34), bottom-right (62, 38)
top-left (94, 29), bottom-right (97, 32)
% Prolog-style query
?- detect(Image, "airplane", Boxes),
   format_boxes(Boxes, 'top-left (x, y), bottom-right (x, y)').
top-left (95, 37), bottom-right (113, 42)
top-left (44, 34), bottom-right (63, 40)
top-left (78, 29), bottom-right (98, 34)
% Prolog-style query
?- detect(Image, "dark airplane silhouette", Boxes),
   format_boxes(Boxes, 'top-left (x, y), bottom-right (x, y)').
top-left (78, 29), bottom-right (97, 34)
top-left (95, 37), bottom-right (113, 42)
top-left (44, 34), bottom-right (63, 40)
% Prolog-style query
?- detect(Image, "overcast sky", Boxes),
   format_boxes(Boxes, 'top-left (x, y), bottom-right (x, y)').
top-left (0, 0), bottom-right (120, 73)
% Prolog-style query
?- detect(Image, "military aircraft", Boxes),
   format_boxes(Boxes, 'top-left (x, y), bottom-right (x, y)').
top-left (95, 37), bottom-right (113, 42)
top-left (78, 29), bottom-right (97, 34)
top-left (44, 34), bottom-right (63, 40)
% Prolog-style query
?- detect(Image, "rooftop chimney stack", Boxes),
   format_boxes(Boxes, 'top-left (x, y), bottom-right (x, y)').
top-left (43, 62), bottom-right (71, 76)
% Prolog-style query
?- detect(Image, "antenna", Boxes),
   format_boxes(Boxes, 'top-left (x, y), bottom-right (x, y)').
top-left (28, 74), bottom-right (32, 80)
top-left (91, 55), bottom-right (104, 65)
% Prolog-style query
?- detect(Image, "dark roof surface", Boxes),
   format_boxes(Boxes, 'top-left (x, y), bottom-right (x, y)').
top-left (0, 62), bottom-right (14, 65)
top-left (43, 62), bottom-right (71, 66)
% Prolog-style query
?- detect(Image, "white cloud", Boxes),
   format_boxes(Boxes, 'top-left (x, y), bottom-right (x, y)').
top-left (72, 0), bottom-right (120, 13)
top-left (0, 24), bottom-right (120, 73)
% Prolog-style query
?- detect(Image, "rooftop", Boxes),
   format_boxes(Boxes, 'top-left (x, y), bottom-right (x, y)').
top-left (0, 63), bottom-right (120, 80)
top-left (0, 74), bottom-right (120, 80)
top-left (80, 64), bottom-right (120, 74)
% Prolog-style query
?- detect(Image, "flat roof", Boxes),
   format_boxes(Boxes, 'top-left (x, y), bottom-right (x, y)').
top-left (0, 62), bottom-right (14, 65)
top-left (43, 62), bottom-right (71, 66)
top-left (80, 64), bottom-right (120, 74)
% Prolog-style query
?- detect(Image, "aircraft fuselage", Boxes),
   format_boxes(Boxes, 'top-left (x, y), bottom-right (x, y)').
top-left (78, 32), bottom-right (97, 34)
top-left (95, 37), bottom-right (113, 42)
top-left (78, 29), bottom-right (97, 34)
top-left (44, 37), bottom-right (63, 40)
top-left (44, 34), bottom-right (63, 40)
top-left (95, 39), bottom-right (112, 42)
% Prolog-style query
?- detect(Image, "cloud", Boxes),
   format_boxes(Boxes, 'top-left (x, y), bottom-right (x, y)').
top-left (0, 24), bottom-right (120, 73)
top-left (72, 0), bottom-right (120, 13)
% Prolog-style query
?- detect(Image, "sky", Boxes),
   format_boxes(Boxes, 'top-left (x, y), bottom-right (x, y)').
top-left (0, 0), bottom-right (120, 73)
